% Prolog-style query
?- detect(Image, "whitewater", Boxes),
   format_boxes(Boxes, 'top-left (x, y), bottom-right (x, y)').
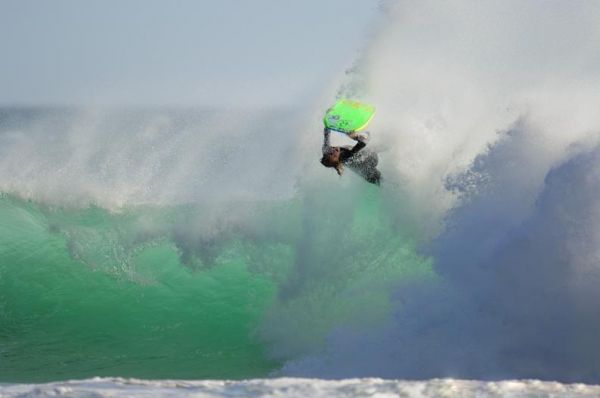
top-left (2, 1), bottom-right (600, 396)
top-left (3, 378), bottom-right (600, 398)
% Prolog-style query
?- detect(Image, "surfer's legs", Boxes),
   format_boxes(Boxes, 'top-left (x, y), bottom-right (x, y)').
top-left (365, 169), bottom-right (382, 185)
top-left (348, 152), bottom-right (382, 185)
top-left (363, 152), bottom-right (381, 185)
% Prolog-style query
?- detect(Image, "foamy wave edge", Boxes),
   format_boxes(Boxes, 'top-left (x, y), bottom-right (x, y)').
top-left (1, 377), bottom-right (599, 398)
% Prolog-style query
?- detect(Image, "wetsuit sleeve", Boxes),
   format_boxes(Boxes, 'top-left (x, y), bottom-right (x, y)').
top-left (350, 140), bottom-right (366, 153)
top-left (339, 141), bottom-right (366, 162)
top-left (322, 128), bottom-right (331, 154)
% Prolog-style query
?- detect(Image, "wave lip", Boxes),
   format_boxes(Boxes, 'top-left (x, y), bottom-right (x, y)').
top-left (2, 377), bottom-right (600, 398)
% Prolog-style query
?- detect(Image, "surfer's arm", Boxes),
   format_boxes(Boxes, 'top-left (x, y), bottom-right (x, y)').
top-left (350, 140), bottom-right (366, 154)
top-left (322, 128), bottom-right (331, 154)
top-left (348, 131), bottom-right (369, 143)
top-left (339, 141), bottom-right (366, 162)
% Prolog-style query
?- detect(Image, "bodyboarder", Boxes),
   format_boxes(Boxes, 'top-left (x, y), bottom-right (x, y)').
top-left (320, 128), bottom-right (382, 185)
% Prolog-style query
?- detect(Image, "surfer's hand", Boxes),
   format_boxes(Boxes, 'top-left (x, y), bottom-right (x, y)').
top-left (348, 132), bottom-right (367, 143)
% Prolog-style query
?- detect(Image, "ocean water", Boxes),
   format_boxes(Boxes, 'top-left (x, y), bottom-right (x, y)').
top-left (3, 1), bottom-right (600, 397)
top-left (0, 107), bottom-right (432, 384)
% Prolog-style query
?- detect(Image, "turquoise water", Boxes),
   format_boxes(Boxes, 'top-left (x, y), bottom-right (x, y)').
top-left (0, 186), bottom-right (432, 382)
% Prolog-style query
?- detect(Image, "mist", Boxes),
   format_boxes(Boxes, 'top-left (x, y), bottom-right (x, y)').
top-left (279, 0), bottom-right (600, 382)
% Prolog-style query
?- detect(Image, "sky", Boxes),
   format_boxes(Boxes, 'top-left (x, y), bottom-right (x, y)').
top-left (0, 0), bottom-right (379, 107)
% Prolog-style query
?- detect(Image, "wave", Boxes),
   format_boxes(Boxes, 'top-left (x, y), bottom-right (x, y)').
top-left (2, 0), bottom-right (600, 384)
top-left (0, 165), bottom-right (431, 381)
top-left (281, 0), bottom-right (600, 383)
top-left (3, 377), bottom-right (600, 398)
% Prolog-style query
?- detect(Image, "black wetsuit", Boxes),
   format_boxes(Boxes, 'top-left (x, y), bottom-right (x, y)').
top-left (323, 129), bottom-right (382, 185)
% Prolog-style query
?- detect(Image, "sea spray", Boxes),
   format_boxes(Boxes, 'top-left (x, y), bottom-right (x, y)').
top-left (281, 0), bottom-right (600, 382)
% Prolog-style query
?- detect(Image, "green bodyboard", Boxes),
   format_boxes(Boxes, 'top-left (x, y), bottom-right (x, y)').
top-left (323, 99), bottom-right (375, 133)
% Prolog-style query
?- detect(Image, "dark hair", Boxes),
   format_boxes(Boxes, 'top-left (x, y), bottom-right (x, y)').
top-left (320, 152), bottom-right (343, 175)
top-left (320, 153), bottom-right (336, 168)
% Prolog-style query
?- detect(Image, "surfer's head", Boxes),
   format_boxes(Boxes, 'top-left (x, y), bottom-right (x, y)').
top-left (320, 147), bottom-right (344, 176)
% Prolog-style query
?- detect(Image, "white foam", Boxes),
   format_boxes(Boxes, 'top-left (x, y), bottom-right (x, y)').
top-left (2, 377), bottom-right (600, 398)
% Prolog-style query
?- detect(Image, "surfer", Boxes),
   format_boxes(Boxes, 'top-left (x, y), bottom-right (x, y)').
top-left (320, 128), bottom-right (382, 185)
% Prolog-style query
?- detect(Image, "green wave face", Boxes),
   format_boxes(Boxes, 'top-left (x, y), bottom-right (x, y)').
top-left (0, 185), bottom-right (432, 382)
